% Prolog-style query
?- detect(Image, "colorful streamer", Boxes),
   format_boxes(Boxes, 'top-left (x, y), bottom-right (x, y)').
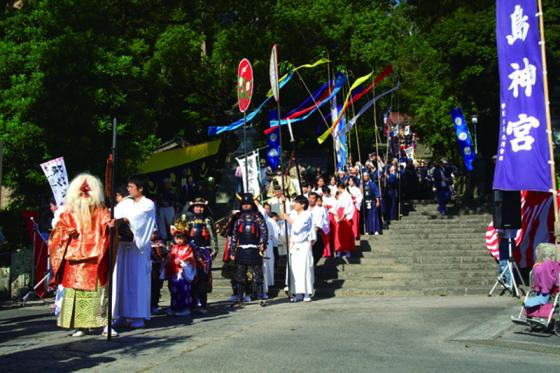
top-left (269, 74), bottom-right (347, 127)
top-left (345, 83), bottom-right (400, 133)
top-left (208, 58), bottom-right (330, 136)
top-left (317, 65), bottom-right (394, 144)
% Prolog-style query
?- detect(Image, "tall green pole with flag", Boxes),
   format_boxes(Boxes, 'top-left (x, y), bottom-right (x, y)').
top-left (270, 44), bottom-right (292, 298)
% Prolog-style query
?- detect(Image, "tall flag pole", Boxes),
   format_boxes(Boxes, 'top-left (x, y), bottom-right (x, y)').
top-left (494, 1), bottom-right (553, 193)
top-left (238, 58), bottom-right (254, 193)
top-left (372, 85), bottom-right (384, 228)
top-left (536, 0), bottom-right (559, 232)
top-left (270, 44), bottom-right (292, 298)
top-left (106, 117), bottom-right (117, 341)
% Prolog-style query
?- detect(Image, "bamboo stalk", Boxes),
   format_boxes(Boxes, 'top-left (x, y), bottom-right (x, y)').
top-left (537, 0), bottom-right (559, 238)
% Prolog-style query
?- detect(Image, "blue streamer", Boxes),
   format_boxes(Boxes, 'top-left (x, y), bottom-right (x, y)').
top-left (208, 73), bottom-right (295, 135)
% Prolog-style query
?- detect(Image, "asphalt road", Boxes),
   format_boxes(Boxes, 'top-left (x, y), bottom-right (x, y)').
top-left (0, 295), bottom-right (559, 372)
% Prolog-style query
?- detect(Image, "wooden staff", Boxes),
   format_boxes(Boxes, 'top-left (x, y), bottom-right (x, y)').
top-left (537, 0), bottom-right (559, 242)
top-left (372, 86), bottom-right (385, 228)
top-left (107, 117), bottom-right (117, 341)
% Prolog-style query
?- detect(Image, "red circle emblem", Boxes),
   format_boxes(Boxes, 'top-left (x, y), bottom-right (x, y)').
top-left (237, 58), bottom-right (253, 113)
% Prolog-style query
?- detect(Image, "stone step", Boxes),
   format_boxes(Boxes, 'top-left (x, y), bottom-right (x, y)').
top-left (368, 244), bottom-right (486, 251)
top-left (364, 250), bottom-right (489, 258)
top-left (383, 226), bottom-right (487, 232)
top-left (316, 286), bottom-right (492, 297)
top-left (314, 270), bottom-right (495, 281)
top-left (319, 277), bottom-right (494, 289)
top-left (316, 262), bottom-right (497, 275)
top-left (395, 214), bottom-right (491, 221)
top-left (317, 277), bottom-right (494, 291)
top-left (356, 255), bottom-right (495, 265)
top-left (372, 232), bottom-right (487, 239)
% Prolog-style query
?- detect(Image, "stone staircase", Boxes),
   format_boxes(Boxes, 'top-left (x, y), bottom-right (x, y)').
top-left (209, 200), bottom-right (496, 300)
top-left (316, 200), bottom-right (496, 297)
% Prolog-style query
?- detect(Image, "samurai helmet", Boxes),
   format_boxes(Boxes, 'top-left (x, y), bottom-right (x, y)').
top-left (171, 214), bottom-right (188, 237)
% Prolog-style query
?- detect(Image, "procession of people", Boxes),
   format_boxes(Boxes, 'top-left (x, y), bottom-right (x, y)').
top-left (44, 144), bottom-right (466, 338)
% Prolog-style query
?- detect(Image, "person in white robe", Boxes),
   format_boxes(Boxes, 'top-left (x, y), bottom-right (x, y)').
top-left (112, 176), bottom-right (156, 328)
top-left (256, 203), bottom-right (277, 296)
top-left (308, 192), bottom-right (330, 263)
top-left (347, 177), bottom-right (363, 239)
top-left (281, 195), bottom-right (316, 302)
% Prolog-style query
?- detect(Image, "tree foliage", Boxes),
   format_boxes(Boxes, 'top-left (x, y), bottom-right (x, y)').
top-left (0, 0), bottom-right (559, 207)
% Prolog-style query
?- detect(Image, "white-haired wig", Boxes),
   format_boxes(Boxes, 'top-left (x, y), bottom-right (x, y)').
top-left (64, 173), bottom-right (105, 230)
top-left (535, 242), bottom-right (557, 264)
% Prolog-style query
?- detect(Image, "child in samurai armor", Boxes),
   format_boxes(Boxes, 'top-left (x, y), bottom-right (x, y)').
top-left (229, 193), bottom-right (268, 306)
top-left (184, 198), bottom-right (218, 314)
top-left (166, 226), bottom-right (196, 316)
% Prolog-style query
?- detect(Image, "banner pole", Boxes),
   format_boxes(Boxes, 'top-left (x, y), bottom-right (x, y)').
top-left (536, 0), bottom-right (559, 236)
top-left (107, 117), bottom-right (117, 341)
top-left (372, 85), bottom-right (384, 228)
top-left (276, 100), bottom-right (292, 300)
top-left (243, 112), bottom-right (249, 193)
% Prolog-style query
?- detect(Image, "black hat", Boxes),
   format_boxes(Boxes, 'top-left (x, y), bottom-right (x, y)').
top-left (240, 193), bottom-right (255, 206)
top-left (187, 197), bottom-right (208, 212)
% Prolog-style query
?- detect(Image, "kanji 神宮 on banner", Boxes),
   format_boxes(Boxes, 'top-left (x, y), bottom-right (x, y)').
top-left (493, 0), bottom-right (551, 192)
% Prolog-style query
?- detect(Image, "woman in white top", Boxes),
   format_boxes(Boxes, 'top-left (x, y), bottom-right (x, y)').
top-left (281, 195), bottom-right (316, 302)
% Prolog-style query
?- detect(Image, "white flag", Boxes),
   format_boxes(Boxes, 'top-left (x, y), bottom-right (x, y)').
top-left (40, 157), bottom-right (69, 207)
top-left (236, 151), bottom-right (260, 196)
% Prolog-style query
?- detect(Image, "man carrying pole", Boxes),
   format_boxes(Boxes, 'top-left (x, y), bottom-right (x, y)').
top-left (270, 44), bottom-right (293, 297)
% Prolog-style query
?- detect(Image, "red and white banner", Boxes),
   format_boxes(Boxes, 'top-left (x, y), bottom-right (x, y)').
top-left (486, 190), bottom-right (558, 268)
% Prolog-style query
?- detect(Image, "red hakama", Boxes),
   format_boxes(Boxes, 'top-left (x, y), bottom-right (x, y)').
top-left (334, 207), bottom-right (355, 253)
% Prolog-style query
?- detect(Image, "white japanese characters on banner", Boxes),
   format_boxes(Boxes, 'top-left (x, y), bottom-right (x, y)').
top-left (493, 1), bottom-right (550, 191)
top-left (236, 151), bottom-right (261, 196)
top-left (40, 157), bottom-right (69, 206)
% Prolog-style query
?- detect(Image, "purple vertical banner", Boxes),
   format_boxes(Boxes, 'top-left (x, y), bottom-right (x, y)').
top-left (493, 0), bottom-right (551, 192)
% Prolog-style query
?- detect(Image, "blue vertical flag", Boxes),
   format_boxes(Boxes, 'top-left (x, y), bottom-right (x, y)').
top-left (451, 108), bottom-right (475, 171)
top-left (265, 111), bottom-right (280, 169)
top-left (335, 116), bottom-right (348, 172)
top-left (494, 0), bottom-right (551, 191)
top-left (330, 95), bottom-right (347, 171)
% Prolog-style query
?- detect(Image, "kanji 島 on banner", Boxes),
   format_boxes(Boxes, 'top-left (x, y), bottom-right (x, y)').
top-left (493, 0), bottom-right (551, 191)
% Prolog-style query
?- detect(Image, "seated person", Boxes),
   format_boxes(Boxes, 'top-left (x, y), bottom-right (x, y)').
top-left (524, 243), bottom-right (560, 319)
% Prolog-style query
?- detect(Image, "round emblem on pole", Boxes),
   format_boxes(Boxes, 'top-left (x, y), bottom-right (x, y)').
top-left (238, 58), bottom-right (253, 113)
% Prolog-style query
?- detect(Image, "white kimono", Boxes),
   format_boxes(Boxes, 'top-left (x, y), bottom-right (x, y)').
top-left (257, 206), bottom-right (277, 289)
top-left (288, 209), bottom-right (315, 296)
top-left (113, 196), bottom-right (156, 320)
top-left (348, 185), bottom-right (363, 211)
top-left (310, 205), bottom-right (330, 235)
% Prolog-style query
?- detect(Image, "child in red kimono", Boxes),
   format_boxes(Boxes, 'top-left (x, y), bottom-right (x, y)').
top-left (166, 229), bottom-right (196, 316)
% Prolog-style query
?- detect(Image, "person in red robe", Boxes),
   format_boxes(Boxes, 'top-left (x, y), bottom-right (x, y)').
top-left (48, 173), bottom-right (113, 337)
top-left (333, 183), bottom-right (356, 258)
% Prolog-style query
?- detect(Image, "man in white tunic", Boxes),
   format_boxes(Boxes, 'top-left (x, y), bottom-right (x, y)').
top-left (113, 175), bottom-right (156, 328)
top-left (282, 195), bottom-right (316, 302)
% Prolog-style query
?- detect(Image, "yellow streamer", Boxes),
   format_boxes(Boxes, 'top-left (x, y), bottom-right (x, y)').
top-left (266, 58), bottom-right (330, 97)
top-left (317, 71), bottom-right (373, 144)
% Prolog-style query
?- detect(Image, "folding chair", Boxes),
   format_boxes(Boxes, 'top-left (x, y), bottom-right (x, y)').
top-left (511, 271), bottom-right (560, 336)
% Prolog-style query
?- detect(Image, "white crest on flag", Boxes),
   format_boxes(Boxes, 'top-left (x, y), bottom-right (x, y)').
top-left (40, 157), bottom-right (69, 207)
top-left (506, 5), bottom-right (529, 45)
top-left (236, 151), bottom-right (261, 196)
top-left (508, 57), bottom-right (536, 98)
top-left (506, 113), bottom-right (540, 152)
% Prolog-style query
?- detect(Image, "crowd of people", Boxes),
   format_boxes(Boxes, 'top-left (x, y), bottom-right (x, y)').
top-left (45, 149), bottom-right (477, 338)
